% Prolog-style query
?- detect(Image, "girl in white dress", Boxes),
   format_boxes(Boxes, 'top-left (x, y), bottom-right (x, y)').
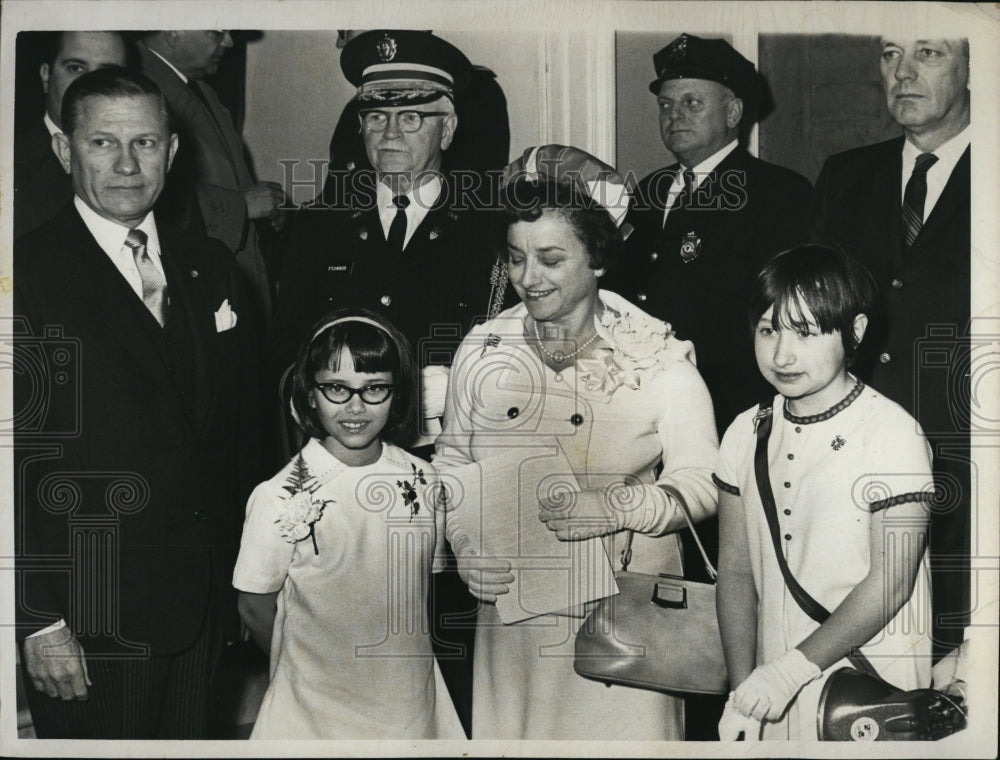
top-left (233, 309), bottom-right (463, 740)
top-left (714, 245), bottom-right (934, 740)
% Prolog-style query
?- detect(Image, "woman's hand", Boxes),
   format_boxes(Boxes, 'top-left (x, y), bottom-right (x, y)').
top-left (717, 695), bottom-right (760, 740)
top-left (538, 488), bottom-right (617, 540)
top-left (731, 648), bottom-right (822, 721)
top-left (455, 552), bottom-right (515, 603)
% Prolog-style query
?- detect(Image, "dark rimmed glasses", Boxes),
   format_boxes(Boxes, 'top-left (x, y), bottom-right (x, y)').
top-left (312, 382), bottom-right (394, 405)
top-left (360, 110), bottom-right (450, 133)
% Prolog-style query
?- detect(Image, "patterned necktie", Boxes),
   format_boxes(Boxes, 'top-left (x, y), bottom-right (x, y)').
top-left (387, 194), bottom-right (410, 252)
top-left (125, 228), bottom-right (168, 326)
top-left (902, 152), bottom-right (938, 250)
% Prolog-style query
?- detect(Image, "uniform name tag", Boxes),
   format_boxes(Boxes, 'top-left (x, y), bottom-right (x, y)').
top-left (326, 264), bottom-right (352, 274)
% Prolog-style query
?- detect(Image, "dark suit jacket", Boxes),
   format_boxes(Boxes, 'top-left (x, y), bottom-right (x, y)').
top-left (14, 205), bottom-right (262, 656)
top-left (138, 43), bottom-right (272, 324)
top-left (13, 119), bottom-right (72, 238)
top-left (275, 175), bottom-right (503, 376)
top-left (810, 137), bottom-right (971, 439)
top-left (609, 147), bottom-right (812, 432)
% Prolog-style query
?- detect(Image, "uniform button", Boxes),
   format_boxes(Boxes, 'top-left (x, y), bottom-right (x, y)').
top-left (637, 292), bottom-right (647, 302)
top-left (190, 269), bottom-right (199, 278)
top-left (649, 252), bottom-right (659, 262)
top-left (879, 352), bottom-right (891, 364)
top-left (787, 453), bottom-right (794, 460)
top-left (570, 413), bottom-right (584, 426)
top-left (193, 510), bottom-right (206, 521)
top-left (380, 295), bottom-right (392, 307)
top-left (784, 533), bottom-right (792, 541)
top-left (783, 508), bottom-right (791, 516)
top-left (507, 407), bottom-right (519, 419)
top-left (784, 481), bottom-right (791, 488)
top-left (167, 365), bottom-right (177, 374)
top-left (795, 426), bottom-right (802, 433)
top-left (891, 278), bottom-right (903, 289)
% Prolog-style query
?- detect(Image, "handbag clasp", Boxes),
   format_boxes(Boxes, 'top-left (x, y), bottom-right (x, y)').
top-left (652, 581), bottom-right (687, 609)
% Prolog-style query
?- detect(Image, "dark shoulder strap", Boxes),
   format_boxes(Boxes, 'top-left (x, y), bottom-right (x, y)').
top-left (752, 398), bottom-right (883, 681)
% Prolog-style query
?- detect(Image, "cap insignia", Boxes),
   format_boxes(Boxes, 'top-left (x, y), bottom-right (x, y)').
top-left (665, 35), bottom-right (688, 65)
top-left (376, 34), bottom-right (397, 62)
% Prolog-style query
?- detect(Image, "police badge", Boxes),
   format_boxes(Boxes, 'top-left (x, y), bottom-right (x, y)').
top-left (679, 231), bottom-right (702, 263)
top-left (376, 34), bottom-right (397, 62)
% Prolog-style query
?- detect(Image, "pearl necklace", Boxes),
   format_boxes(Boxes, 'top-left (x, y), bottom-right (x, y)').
top-left (532, 319), bottom-right (599, 364)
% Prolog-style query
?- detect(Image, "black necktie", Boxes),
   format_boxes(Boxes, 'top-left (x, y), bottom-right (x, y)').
top-left (125, 228), bottom-right (168, 326)
top-left (902, 152), bottom-right (938, 250)
top-left (387, 195), bottom-right (410, 252)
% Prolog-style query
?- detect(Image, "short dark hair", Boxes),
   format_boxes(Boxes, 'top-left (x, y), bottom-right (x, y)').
top-left (749, 244), bottom-right (878, 364)
top-left (290, 308), bottom-right (417, 447)
top-left (40, 30), bottom-right (133, 69)
top-left (61, 66), bottom-right (171, 136)
top-left (500, 178), bottom-right (623, 271)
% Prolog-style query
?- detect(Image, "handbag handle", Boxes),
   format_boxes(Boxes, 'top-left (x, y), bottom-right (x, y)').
top-left (753, 398), bottom-right (883, 682)
top-left (620, 484), bottom-right (717, 581)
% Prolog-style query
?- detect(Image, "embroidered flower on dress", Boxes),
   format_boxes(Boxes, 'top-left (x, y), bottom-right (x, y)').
top-left (831, 435), bottom-right (846, 451)
top-left (275, 452), bottom-right (333, 554)
top-left (576, 307), bottom-right (674, 395)
top-left (396, 463), bottom-right (428, 521)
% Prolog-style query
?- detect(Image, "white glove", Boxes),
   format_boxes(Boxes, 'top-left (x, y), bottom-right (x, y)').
top-left (718, 696), bottom-right (760, 741)
top-left (449, 531), bottom-right (514, 604)
top-left (732, 648), bottom-right (822, 721)
top-left (420, 365), bottom-right (450, 421)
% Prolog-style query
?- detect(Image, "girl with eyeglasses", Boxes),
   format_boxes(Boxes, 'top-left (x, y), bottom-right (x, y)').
top-left (232, 308), bottom-right (463, 739)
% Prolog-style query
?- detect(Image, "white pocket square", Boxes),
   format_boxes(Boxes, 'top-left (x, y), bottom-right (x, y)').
top-left (214, 299), bottom-right (238, 332)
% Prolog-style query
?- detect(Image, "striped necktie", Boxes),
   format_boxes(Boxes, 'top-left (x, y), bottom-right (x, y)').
top-left (902, 152), bottom-right (938, 250)
top-left (125, 228), bottom-right (168, 326)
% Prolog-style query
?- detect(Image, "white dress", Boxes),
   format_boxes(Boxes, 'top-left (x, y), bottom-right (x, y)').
top-left (433, 291), bottom-right (719, 739)
top-left (232, 439), bottom-right (464, 740)
top-left (715, 382), bottom-right (934, 740)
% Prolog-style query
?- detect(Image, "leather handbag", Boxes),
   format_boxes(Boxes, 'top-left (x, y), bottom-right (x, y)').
top-left (573, 488), bottom-right (729, 695)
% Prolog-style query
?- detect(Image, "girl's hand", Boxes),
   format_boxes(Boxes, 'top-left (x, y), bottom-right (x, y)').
top-left (732, 648), bottom-right (822, 721)
top-left (455, 552), bottom-right (514, 603)
top-left (538, 488), bottom-right (617, 540)
top-left (718, 695), bottom-right (760, 741)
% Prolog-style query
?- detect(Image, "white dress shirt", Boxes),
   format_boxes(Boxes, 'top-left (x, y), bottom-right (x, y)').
top-left (900, 125), bottom-right (970, 222)
top-left (376, 175), bottom-right (443, 250)
top-left (661, 139), bottom-right (739, 226)
top-left (75, 196), bottom-right (166, 299)
top-left (148, 46), bottom-right (189, 83)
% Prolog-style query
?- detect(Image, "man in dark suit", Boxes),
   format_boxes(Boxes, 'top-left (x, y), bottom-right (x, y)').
top-left (13, 31), bottom-right (127, 238)
top-left (14, 67), bottom-right (260, 738)
top-left (137, 30), bottom-right (284, 331)
top-left (609, 33), bottom-right (812, 436)
top-left (811, 37), bottom-right (971, 659)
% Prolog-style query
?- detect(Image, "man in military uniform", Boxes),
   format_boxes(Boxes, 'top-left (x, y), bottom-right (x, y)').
top-left (276, 30), bottom-right (501, 443)
top-left (609, 34), bottom-right (812, 436)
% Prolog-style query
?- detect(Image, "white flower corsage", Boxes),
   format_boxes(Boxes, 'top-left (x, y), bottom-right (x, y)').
top-left (275, 452), bottom-right (333, 554)
top-left (576, 307), bottom-right (674, 395)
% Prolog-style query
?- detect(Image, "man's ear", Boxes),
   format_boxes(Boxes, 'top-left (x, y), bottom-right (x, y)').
top-left (440, 113), bottom-right (458, 151)
top-left (40, 63), bottom-right (51, 94)
top-left (54, 132), bottom-right (72, 174)
top-left (167, 133), bottom-right (179, 171)
top-left (593, 267), bottom-right (606, 278)
top-left (726, 97), bottom-right (744, 129)
top-left (852, 313), bottom-right (869, 348)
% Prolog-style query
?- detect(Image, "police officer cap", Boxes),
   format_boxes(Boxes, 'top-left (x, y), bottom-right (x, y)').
top-left (342, 30), bottom-right (473, 107)
top-left (648, 33), bottom-right (758, 106)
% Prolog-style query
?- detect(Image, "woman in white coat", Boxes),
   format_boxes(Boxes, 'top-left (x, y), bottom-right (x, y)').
top-left (433, 145), bottom-right (719, 739)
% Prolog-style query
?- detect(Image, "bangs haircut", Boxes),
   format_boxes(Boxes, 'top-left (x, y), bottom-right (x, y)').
top-left (749, 245), bottom-right (877, 363)
top-left (291, 308), bottom-right (417, 447)
top-left (501, 178), bottom-right (623, 272)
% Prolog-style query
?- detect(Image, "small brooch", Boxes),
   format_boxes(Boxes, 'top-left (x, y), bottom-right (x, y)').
top-left (831, 435), bottom-right (846, 451)
top-left (358, 227), bottom-right (368, 241)
top-left (480, 333), bottom-right (502, 357)
top-left (396, 463), bottom-right (428, 521)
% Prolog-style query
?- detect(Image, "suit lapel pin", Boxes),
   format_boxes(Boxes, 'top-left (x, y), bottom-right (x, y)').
top-left (448, 211), bottom-right (458, 222)
top-left (358, 226), bottom-right (368, 241)
top-left (679, 231), bottom-right (702, 263)
top-left (429, 227), bottom-right (441, 240)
